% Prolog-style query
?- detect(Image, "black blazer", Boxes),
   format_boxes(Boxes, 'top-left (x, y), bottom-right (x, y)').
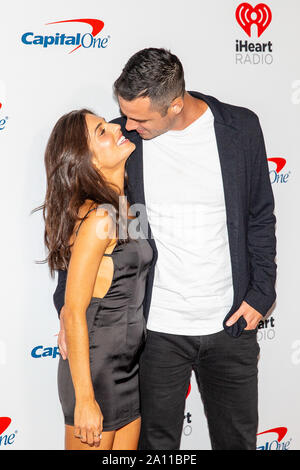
top-left (53, 91), bottom-right (276, 337)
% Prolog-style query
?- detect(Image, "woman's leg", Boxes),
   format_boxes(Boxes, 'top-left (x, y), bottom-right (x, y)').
top-left (112, 417), bottom-right (141, 450)
top-left (65, 424), bottom-right (115, 450)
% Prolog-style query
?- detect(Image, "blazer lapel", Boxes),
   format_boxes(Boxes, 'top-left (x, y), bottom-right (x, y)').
top-left (125, 134), bottom-right (158, 257)
top-left (214, 121), bottom-right (241, 307)
top-left (190, 91), bottom-right (241, 309)
top-left (126, 135), bottom-right (145, 205)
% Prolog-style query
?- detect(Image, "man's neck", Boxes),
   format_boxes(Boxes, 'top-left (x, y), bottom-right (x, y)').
top-left (171, 92), bottom-right (208, 131)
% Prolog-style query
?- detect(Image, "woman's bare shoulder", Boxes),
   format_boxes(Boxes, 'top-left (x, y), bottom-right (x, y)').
top-left (70, 200), bottom-right (116, 250)
top-left (77, 199), bottom-right (98, 218)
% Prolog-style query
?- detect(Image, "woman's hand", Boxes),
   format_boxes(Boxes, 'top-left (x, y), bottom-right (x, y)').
top-left (74, 399), bottom-right (103, 447)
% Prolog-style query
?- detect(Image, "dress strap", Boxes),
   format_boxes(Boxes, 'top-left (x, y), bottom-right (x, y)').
top-left (75, 207), bottom-right (98, 236)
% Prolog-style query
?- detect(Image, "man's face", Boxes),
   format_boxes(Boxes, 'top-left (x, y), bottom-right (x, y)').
top-left (118, 95), bottom-right (177, 140)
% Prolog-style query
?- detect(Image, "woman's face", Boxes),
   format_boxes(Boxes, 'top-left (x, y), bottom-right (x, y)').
top-left (85, 113), bottom-right (135, 171)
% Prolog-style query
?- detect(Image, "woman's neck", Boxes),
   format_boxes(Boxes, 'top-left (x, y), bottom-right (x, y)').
top-left (101, 165), bottom-right (126, 196)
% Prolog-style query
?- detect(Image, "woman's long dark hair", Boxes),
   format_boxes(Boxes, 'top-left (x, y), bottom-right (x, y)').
top-left (39, 108), bottom-right (129, 276)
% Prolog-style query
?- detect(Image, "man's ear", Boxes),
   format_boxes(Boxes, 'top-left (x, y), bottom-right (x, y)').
top-left (170, 96), bottom-right (184, 115)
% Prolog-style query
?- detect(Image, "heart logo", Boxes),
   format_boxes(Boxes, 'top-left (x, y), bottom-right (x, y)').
top-left (0, 417), bottom-right (11, 435)
top-left (236, 3), bottom-right (272, 38)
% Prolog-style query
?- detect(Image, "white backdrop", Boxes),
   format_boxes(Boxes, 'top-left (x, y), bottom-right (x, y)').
top-left (0, 0), bottom-right (299, 450)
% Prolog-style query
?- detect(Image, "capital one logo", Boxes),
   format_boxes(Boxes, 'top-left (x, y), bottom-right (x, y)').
top-left (236, 3), bottom-right (272, 37)
top-left (0, 80), bottom-right (8, 131)
top-left (31, 344), bottom-right (61, 359)
top-left (21, 18), bottom-right (109, 54)
top-left (257, 427), bottom-right (291, 450)
top-left (0, 417), bottom-right (17, 447)
top-left (0, 101), bottom-right (8, 132)
top-left (267, 157), bottom-right (290, 184)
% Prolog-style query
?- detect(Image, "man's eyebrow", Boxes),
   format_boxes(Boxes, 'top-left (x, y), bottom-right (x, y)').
top-left (119, 108), bottom-right (148, 123)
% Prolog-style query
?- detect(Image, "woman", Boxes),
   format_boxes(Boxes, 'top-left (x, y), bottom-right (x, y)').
top-left (43, 109), bottom-right (153, 450)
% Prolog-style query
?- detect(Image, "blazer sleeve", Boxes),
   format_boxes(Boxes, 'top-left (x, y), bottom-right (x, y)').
top-left (53, 269), bottom-right (67, 318)
top-left (243, 115), bottom-right (277, 316)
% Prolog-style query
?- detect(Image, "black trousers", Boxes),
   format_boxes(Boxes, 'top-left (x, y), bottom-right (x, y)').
top-left (138, 328), bottom-right (260, 450)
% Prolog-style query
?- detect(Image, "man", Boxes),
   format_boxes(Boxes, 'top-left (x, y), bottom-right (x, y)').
top-left (54, 48), bottom-right (276, 450)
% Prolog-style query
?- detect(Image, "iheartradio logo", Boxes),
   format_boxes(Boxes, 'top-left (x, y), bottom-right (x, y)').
top-left (234, 3), bottom-right (273, 66)
top-left (236, 3), bottom-right (272, 38)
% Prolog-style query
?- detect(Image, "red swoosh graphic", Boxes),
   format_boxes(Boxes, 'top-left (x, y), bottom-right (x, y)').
top-left (257, 427), bottom-right (288, 442)
top-left (186, 382), bottom-right (191, 399)
top-left (45, 19), bottom-right (104, 54)
top-left (0, 417), bottom-right (11, 435)
top-left (267, 157), bottom-right (286, 173)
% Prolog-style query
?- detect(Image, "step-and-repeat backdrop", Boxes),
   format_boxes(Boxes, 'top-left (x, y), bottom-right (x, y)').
top-left (1, 0), bottom-right (299, 450)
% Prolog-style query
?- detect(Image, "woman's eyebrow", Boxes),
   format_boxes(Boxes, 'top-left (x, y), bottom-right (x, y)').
top-left (94, 120), bottom-right (104, 135)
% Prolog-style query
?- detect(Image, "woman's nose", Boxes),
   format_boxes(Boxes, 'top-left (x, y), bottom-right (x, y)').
top-left (107, 122), bottom-right (121, 134)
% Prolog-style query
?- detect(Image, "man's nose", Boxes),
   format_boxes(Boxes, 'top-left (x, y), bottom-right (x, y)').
top-left (125, 118), bottom-right (138, 132)
top-left (111, 123), bottom-right (121, 133)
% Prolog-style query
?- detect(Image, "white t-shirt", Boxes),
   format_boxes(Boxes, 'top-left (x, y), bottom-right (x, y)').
top-left (143, 106), bottom-right (234, 335)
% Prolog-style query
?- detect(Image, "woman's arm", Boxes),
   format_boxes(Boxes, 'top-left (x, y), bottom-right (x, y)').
top-left (63, 208), bottom-right (115, 446)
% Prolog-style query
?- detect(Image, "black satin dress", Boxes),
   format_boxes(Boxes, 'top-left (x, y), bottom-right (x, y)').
top-left (57, 211), bottom-right (153, 431)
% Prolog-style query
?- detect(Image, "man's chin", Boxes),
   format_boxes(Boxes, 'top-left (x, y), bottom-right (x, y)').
top-left (138, 131), bottom-right (159, 140)
top-left (138, 132), bottom-right (150, 139)
top-left (140, 135), bottom-right (152, 140)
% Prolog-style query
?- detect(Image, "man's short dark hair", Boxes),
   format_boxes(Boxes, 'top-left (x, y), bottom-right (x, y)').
top-left (114, 48), bottom-right (185, 116)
